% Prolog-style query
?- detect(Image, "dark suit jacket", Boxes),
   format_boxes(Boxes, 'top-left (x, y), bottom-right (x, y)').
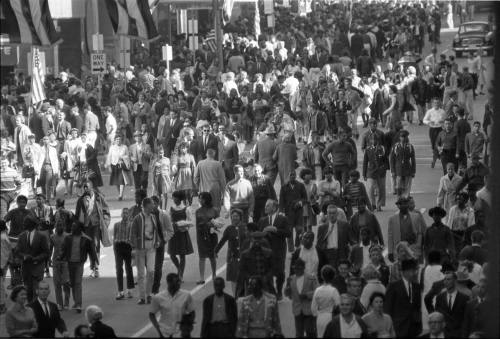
top-left (28, 299), bottom-right (67, 338)
top-left (16, 230), bottom-right (50, 278)
top-left (201, 293), bottom-right (237, 338)
top-left (221, 139), bottom-right (239, 176)
top-left (462, 297), bottom-right (486, 337)
top-left (29, 113), bottom-right (45, 141)
top-left (69, 114), bottom-right (84, 134)
top-left (323, 315), bottom-right (369, 338)
top-left (424, 279), bottom-right (445, 313)
top-left (258, 214), bottom-right (292, 269)
top-left (254, 136), bottom-right (278, 172)
top-left (190, 134), bottom-right (219, 163)
top-left (316, 221), bottom-right (351, 269)
top-left (54, 119), bottom-right (72, 141)
top-left (384, 279), bottom-right (422, 338)
top-left (349, 211), bottom-right (384, 245)
top-left (90, 320), bottom-right (117, 339)
top-left (434, 290), bottom-right (470, 337)
top-left (59, 234), bottom-right (98, 265)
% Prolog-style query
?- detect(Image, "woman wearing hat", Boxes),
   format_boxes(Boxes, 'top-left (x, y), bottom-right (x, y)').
top-left (214, 208), bottom-right (248, 294)
top-left (105, 135), bottom-right (132, 200)
top-left (424, 206), bottom-right (455, 262)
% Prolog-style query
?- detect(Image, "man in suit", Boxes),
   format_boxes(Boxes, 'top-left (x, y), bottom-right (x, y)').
top-left (323, 293), bottom-right (369, 338)
top-left (316, 204), bottom-right (352, 270)
top-left (387, 197), bottom-right (426, 262)
top-left (420, 312), bottom-right (446, 338)
top-left (259, 199), bottom-right (292, 300)
top-left (462, 277), bottom-right (487, 337)
top-left (347, 277), bottom-right (367, 316)
top-left (29, 103), bottom-right (51, 142)
top-left (201, 277), bottom-right (237, 338)
top-left (129, 131), bottom-right (152, 190)
top-left (254, 125), bottom-right (279, 185)
top-left (16, 215), bottom-right (50, 302)
top-left (159, 109), bottom-right (183, 157)
top-left (284, 258), bottom-right (319, 338)
top-left (54, 110), bottom-right (72, 153)
top-left (28, 280), bottom-right (69, 337)
top-left (279, 170), bottom-right (308, 249)
top-left (220, 132), bottom-right (239, 181)
top-left (191, 123), bottom-right (219, 163)
top-left (424, 261), bottom-right (456, 313)
top-left (384, 258), bottom-right (422, 338)
top-left (433, 271), bottom-right (470, 337)
top-left (459, 230), bottom-right (486, 265)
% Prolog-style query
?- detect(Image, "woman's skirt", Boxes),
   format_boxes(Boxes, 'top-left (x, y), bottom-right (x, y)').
top-left (110, 164), bottom-right (125, 186)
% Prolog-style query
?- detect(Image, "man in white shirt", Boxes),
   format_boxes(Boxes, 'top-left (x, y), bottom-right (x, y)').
top-left (149, 273), bottom-right (195, 338)
top-left (104, 106), bottom-right (117, 152)
top-left (423, 98), bottom-right (447, 168)
top-left (323, 294), bottom-right (368, 338)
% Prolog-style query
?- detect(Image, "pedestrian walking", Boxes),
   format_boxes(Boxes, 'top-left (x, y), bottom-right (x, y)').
top-left (195, 192), bottom-right (219, 285)
top-left (201, 277), bottom-right (237, 338)
top-left (113, 208), bottom-right (135, 300)
top-left (194, 149), bottom-right (226, 211)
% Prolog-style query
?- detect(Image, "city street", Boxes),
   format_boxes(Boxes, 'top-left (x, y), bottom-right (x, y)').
top-left (0, 16), bottom-right (494, 338)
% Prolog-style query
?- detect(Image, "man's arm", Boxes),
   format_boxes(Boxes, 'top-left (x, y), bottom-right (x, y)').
top-left (149, 312), bottom-right (164, 338)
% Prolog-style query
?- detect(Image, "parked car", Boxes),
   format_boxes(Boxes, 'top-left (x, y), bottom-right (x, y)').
top-left (453, 21), bottom-right (494, 57)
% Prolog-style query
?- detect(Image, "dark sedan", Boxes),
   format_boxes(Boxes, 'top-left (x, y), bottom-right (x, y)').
top-left (452, 21), bottom-right (494, 57)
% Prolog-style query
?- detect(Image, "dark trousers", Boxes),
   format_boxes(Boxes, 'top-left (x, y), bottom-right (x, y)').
top-left (294, 313), bottom-right (317, 338)
top-left (274, 268), bottom-right (285, 297)
top-left (429, 127), bottom-right (442, 161)
top-left (84, 225), bottom-right (101, 270)
top-left (22, 267), bottom-right (43, 302)
top-left (323, 248), bottom-right (340, 270)
top-left (333, 165), bottom-right (350, 189)
top-left (457, 150), bottom-right (467, 169)
top-left (68, 262), bottom-right (84, 306)
top-left (440, 149), bottom-right (458, 175)
top-left (114, 242), bottom-right (134, 292)
top-left (206, 322), bottom-right (234, 338)
top-left (152, 243), bottom-right (165, 294)
top-left (133, 165), bottom-right (148, 190)
top-left (253, 198), bottom-right (267, 222)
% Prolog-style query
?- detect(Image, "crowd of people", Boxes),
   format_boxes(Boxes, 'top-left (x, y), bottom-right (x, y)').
top-left (0, 0), bottom-right (494, 338)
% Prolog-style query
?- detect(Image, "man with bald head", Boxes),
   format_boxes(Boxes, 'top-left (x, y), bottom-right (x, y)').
top-left (316, 204), bottom-right (352, 270)
top-left (421, 312), bottom-right (446, 338)
top-left (28, 280), bottom-right (69, 337)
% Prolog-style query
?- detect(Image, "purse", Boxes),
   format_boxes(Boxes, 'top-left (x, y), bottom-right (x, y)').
top-left (22, 165), bottom-right (35, 178)
top-left (311, 202), bottom-right (321, 215)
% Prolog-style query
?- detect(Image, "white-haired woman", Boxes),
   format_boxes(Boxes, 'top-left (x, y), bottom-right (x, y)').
top-left (388, 241), bottom-right (416, 283)
top-left (85, 305), bottom-right (117, 338)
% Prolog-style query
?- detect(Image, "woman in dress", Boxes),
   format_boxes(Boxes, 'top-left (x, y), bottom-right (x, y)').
top-left (214, 208), bottom-right (248, 294)
top-left (447, 192), bottom-right (475, 254)
top-left (140, 123), bottom-right (155, 151)
top-left (5, 286), bottom-right (37, 338)
top-left (361, 292), bottom-right (396, 338)
top-left (360, 264), bottom-right (386, 311)
top-left (168, 191), bottom-right (194, 282)
top-left (421, 250), bottom-right (444, 331)
top-left (172, 142), bottom-right (196, 206)
top-left (131, 92), bottom-right (152, 132)
top-left (388, 241), bottom-right (416, 283)
top-left (273, 133), bottom-right (297, 186)
top-left (381, 84), bottom-right (399, 130)
top-left (300, 168), bottom-right (318, 231)
top-left (151, 147), bottom-right (172, 209)
top-left (105, 135), bottom-right (132, 200)
top-left (22, 135), bottom-right (41, 195)
top-left (437, 163), bottom-right (462, 213)
top-left (195, 192), bottom-right (219, 285)
top-left (311, 265), bottom-right (341, 337)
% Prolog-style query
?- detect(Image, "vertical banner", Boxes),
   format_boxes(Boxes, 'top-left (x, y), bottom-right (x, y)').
top-left (31, 48), bottom-right (47, 108)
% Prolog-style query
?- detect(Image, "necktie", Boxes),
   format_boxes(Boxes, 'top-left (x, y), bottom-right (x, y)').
top-left (43, 302), bottom-right (49, 317)
top-left (269, 215), bottom-right (272, 225)
top-left (448, 294), bottom-right (452, 309)
top-left (408, 283), bottom-right (412, 303)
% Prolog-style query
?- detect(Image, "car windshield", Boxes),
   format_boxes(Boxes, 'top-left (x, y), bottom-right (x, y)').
top-left (459, 24), bottom-right (487, 34)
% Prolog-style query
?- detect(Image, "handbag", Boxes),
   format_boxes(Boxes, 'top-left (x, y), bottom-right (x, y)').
top-left (22, 165), bottom-right (34, 178)
top-left (311, 202), bottom-right (321, 215)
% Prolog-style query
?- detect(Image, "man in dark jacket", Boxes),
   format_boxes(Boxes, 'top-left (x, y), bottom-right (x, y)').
top-left (201, 277), bottom-right (237, 338)
top-left (16, 215), bottom-right (50, 302)
top-left (279, 171), bottom-right (307, 250)
top-left (28, 281), bottom-right (68, 338)
top-left (384, 258), bottom-right (422, 337)
top-left (254, 125), bottom-right (279, 185)
top-left (86, 305), bottom-right (117, 338)
top-left (323, 293), bottom-right (369, 338)
top-left (356, 49), bottom-right (374, 77)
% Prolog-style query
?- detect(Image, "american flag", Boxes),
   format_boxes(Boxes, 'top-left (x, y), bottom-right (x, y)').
top-left (204, 29), bottom-right (216, 52)
top-left (254, 0), bottom-right (261, 38)
top-left (31, 48), bottom-right (46, 105)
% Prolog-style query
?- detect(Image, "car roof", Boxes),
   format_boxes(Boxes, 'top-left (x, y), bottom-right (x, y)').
top-left (460, 21), bottom-right (489, 26)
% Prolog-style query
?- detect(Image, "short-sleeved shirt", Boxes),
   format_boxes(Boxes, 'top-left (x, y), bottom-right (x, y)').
top-left (150, 289), bottom-right (194, 337)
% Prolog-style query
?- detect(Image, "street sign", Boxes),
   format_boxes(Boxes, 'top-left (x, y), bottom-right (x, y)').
top-left (91, 53), bottom-right (106, 74)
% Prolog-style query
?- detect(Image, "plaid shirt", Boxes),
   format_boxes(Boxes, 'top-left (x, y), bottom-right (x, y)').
top-left (114, 220), bottom-right (130, 244)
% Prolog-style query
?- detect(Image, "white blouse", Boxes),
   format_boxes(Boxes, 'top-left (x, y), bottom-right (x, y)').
top-left (106, 144), bottom-right (129, 166)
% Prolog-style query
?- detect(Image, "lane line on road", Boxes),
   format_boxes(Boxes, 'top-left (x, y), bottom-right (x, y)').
top-left (131, 264), bottom-right (228, 338)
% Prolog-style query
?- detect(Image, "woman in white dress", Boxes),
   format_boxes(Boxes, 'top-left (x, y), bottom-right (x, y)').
top-left (61, 128), bottom-right (82, 196)
top-left (421, 250), bottom-right (443, 330)
top-left (105, 135), bottom-right (132, 200)
top-left (311, 265), bottom-right (341, 337)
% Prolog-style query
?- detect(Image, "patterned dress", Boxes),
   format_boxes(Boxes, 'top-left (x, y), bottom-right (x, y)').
top-left (168, 205), bottom-right (194, 256)
top-left (173, 153), bottom-right (196, 191)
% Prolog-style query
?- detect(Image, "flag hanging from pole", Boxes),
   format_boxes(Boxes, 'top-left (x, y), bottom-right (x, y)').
top-left (105, 0), bottom-right (160, 41)
top-left (222, 0), bottom-right (235, 25)
top-left (0, 0), bottom-right (61, 46)
top-left (31, 48), bottom-right (46, 105)
top-left (254, 0), bottom-right (261, 39)
top-left (204, 29), bottom-right (216, 52)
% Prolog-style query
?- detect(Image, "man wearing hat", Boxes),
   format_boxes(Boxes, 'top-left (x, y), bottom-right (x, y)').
top-left (360, 118), bottom-right (385, 152)
top-left (384, 258), bottom-right (422, 337)
top-left (389, 129), bottom-right (416, 197)
top-left (424, 206), bottom-right (455, 262)
top-left (29, 102), bottom-right (51, 143)
top-left (129, 130), bottom-right (152, 191)
top-left (387, 197), bottom-right (426, 262)
top-left (254, 125), bottom-right (279, 185)
top-left (36, 135), bottom-right (60, 202)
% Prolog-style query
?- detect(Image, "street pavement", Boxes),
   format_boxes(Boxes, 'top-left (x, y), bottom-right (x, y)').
top-left (0, 16), bottom-right (494, 338)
